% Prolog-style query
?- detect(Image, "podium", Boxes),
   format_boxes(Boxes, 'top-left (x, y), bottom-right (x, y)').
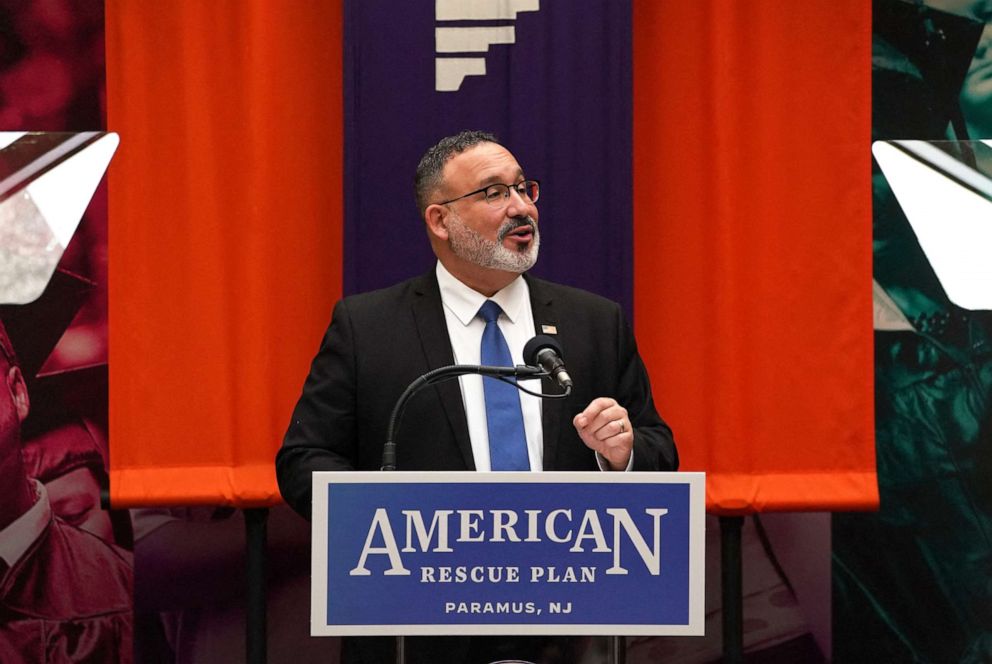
top-left (310, 471), bottom-right (704, 659)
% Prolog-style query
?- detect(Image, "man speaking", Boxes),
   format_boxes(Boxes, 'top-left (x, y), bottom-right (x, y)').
top-left (276, 131), bottom-right (677, 662)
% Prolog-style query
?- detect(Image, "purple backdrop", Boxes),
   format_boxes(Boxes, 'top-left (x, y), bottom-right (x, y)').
top-left (343, 0), bottom-right (633, 315)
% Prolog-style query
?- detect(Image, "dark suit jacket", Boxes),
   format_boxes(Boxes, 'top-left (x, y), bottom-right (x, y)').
top-left (276, 269), bottom-right (677, 519)
top-left (275, 269), bottom-right (677, 663)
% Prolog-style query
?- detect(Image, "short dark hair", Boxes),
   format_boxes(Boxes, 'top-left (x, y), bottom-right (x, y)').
top-left (414, 130), bottom-right (499, 215)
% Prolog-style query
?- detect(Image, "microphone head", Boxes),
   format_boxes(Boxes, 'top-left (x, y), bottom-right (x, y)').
top-left (523, 334), bottom-right (564, 366)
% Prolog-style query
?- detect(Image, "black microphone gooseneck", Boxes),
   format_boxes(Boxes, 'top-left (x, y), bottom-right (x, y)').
top-left (380, 335), bottom-right (573, 471)
top-left (381, 363), bottom-right (550, 471)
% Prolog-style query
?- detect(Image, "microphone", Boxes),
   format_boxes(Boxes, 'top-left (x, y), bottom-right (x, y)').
top-left (523, 335), bottom-right (573, 389)
top-left (380, 362), bottom-right (548, 470)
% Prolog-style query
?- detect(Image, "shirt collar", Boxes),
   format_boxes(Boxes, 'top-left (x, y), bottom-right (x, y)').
top-left (436, 261), bottom-right (529, 326)
top-left (0, 480), bottom-right (51, 571)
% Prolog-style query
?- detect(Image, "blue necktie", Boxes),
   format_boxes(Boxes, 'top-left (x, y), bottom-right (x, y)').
top-left (478, 300), bottom-right (530, 471)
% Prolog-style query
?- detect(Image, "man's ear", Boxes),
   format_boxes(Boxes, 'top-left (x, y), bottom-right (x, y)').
top-left (5, 366), bottom-right (29, 423)
top-left (424, 204), bottom-right (450, 241)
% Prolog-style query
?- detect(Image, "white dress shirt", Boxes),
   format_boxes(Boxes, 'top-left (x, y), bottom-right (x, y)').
top-left (436, 262), bottom-right (544, 471)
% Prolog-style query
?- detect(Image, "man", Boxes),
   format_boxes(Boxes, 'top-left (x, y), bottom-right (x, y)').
top-left (0, 319), bottom-right (133, 663)
top-left (277, 131), bottom-right (677, 663)
top-left (23, 418), bottom-right (117, 545)
top-left (961, 23), bottom-right (992, 137)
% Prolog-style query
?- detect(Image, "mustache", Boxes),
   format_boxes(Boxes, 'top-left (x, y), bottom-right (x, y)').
top-left (496, 216), bottom-right (537, 242)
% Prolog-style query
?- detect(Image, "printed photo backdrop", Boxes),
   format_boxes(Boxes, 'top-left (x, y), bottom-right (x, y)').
top-left (833, 0), bottom-right (992, 660)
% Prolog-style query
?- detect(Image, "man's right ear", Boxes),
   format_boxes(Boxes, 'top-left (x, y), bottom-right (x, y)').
top-left (424, 204), bottom-right (450, 241)
top-left (5, 366), bottom-right (28, 423)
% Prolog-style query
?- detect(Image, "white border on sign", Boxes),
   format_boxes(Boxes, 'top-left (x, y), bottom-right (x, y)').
top-left (311, 471), bottom-right (705, 637)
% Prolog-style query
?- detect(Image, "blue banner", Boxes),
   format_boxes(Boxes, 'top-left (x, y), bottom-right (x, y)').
top-left (312, 472), bottom-right (704, 635)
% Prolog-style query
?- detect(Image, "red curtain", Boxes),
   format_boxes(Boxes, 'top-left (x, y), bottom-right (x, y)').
top-left (633, 1), bottom-right (876, 513)
top-left (106, 1), bottom-right (343, 507)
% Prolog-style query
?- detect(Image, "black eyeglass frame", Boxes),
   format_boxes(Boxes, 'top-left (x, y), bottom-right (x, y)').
top-left (436, 179), bottom-right (540, 207)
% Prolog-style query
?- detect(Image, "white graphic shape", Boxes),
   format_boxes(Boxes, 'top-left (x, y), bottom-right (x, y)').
top-left (436, 26), bottom-right (515, 53)
top-left (434, 0), bottom-right (540, 92)
top-left (436, 58), bottom-right (486, 92)
top-left (436, 0), bottom-right (540, 21)
top-left (873, 141), bottom-right (992, 311)
top-left (0, 132), bottom-right (118, 304)
top-left (0, 132), bottom-right (27, 150)
top-left (28, 134), bottom-right (119, 247)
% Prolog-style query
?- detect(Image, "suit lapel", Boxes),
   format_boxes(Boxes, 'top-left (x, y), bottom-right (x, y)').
top-left (525, 276), bottom-right (563, 470)
top-left (411, 271), bottom-right (475, 470)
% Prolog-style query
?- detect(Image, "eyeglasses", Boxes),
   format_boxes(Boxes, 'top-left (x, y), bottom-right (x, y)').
top-left (437, 179), bottom-right (540, 207)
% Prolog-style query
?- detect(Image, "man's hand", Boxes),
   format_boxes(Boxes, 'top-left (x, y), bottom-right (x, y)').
top-left (573, 397), bottom-right (632, 471)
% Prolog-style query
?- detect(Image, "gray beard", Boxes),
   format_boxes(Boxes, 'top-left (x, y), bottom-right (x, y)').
top-left (447, 214), bottom-right (539, 273)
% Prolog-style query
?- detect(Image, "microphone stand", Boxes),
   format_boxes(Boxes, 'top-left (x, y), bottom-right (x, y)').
top-left (381, 363), bottom-right (560, 472)
top-left (382, 363), bottom-right (569, 663)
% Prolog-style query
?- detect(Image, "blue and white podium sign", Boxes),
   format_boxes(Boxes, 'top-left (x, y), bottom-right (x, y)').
top-left (311, 471), bottom-right (705, 636)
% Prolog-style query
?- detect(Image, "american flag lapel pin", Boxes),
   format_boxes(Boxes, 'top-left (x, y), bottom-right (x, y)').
top-left (541, 324), bottom-right (557, 334)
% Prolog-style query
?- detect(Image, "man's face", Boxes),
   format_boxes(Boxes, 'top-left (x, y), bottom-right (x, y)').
top-left (439, 142), bottom-right (540, 272)
top-left (0, 361), bottom-right (17, 453)
top-left (445, 205), bottom-right (540, 273)
top-left (46, 467), bottom-right (114, 542)
top-left (962, 24), bottom-right (992, 130)
top-left (0, 355), bottom-right (28, 468)
top-left (0, 330), bottom-right (33, 525)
